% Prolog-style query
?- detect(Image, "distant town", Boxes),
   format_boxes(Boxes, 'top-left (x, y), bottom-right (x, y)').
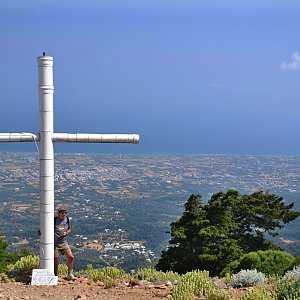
top-left (0, 152), bottom-right (300, 271)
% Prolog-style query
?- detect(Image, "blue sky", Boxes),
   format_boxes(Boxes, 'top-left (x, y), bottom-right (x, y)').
top-left (0, 0), bottom-right (300, 154)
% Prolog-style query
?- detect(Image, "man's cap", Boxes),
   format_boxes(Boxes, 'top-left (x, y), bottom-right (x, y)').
top-left (57, 204), bottom-right (67, 212)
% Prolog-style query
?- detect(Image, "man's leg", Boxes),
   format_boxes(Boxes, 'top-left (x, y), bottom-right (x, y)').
top-left (65, 250), bottom-right (75, 279)
top-left (54, 256), bottom-right (59, 276)
top-left (54, 247), bottom-right (59, 276)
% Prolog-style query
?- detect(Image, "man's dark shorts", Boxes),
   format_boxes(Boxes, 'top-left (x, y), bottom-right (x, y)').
top-left (54, 243), bottom-right (72, 257)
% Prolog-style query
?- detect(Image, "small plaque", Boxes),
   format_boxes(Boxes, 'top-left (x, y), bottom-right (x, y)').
top-left (31, 269), bottom-right (58, 285)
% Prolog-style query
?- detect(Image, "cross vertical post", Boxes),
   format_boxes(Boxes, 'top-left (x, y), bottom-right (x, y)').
top-left (38, 55), bottom-right (55, 271)
top-left (0, 54), bottom-right (139, 274)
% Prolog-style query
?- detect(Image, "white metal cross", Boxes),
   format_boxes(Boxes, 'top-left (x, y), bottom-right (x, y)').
top-left (0, 54), bottom-right (139, 273)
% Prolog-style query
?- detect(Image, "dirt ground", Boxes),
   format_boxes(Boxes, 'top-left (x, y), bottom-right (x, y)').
top-left (0, 277), bottom-right (173, 300)
top-left (0, 277), bottom-right (254, 300)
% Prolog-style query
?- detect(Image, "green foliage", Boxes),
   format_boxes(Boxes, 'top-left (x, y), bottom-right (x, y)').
top-left (290, 257), bottom-right (300, 269)
top-left (157, 191), bottom-right (300, 276)
top-left (103, 277), bottom-right (118, 288)
top-left (76, 266), bottom-right (229, 298)
top-left (222, 250), bottom-right (294, 276)
top-left (0, 236), bottom-right (8, 273)
top-left (79, 266), bottom-right (126, 288)
top-left (222, 260), bottom-right (240, 277)
top-left (98, 266), bottom-right (125, 279)
top-left (240, 288), bottom-right (275, 300)
top-left (277, 279), bottom-right (300, 300)
top-left (58, 263), bottom-right (68, 276)
top-left (75, 263), bottom-right (94, 277)
top-left (282, 294), bottom-right (300, 300)
top-left (0, 235), bottom-right (34, 273)
top-left (18, 248), bottom-right (33, 257)
top-left (0, 273), bottom-right (9, 282)
top-left (230, 269), bottom-right (266, 288)
top-left (170, 270), bottom-right (231, 300)
top-left (10, 255), bottom-right (40, 276)
top-left (281, 266), bottom-right (300, 282)
top-left (138, 267), bottom-right (180, 283)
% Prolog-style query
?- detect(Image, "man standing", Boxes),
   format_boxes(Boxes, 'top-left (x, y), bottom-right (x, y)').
top-left (54, 205), bottom-right (75, 280)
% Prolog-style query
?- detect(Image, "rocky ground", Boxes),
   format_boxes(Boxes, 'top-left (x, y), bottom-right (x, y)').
top-left (0, 276), bottom-right (254, 300)
top-left (0, 277), bottom-right (173, 300)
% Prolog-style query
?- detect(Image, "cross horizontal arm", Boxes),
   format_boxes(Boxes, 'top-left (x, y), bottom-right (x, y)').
top-left (0, 133), bottom-right (38, 142)
top-left (52, 133), bottom-right (139, 144)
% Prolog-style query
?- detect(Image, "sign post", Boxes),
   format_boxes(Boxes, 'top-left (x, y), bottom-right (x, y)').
top-left (31, 269), bottom-right (58, 285)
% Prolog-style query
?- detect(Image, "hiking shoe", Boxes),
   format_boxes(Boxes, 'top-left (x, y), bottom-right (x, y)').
top-left (66, 273), bottom-right (75, 280)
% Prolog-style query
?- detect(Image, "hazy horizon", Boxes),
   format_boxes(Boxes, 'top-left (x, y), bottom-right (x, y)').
top-left (2, 149), bottom-right (300, 158)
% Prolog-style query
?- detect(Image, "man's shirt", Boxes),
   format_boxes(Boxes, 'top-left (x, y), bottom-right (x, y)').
top-left (54, 216), bottom-right (70, 245)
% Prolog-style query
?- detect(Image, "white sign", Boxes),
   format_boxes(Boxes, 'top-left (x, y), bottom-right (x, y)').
top-left (31, 269), bottom-right (58, 285)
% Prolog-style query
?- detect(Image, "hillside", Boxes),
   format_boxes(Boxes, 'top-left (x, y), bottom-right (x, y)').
top-left (1, 153), bottom-right (300, 271)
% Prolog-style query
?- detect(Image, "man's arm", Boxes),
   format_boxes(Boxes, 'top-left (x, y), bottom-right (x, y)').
top-left (63, 220), bottom-right (72, 236)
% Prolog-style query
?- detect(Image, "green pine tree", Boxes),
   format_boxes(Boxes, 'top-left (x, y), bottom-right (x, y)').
top-left (156, 190), bottom-right (300, 276)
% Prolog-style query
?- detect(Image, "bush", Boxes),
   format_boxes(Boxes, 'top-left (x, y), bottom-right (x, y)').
top-left (290, 257), bottom-right (300, 270)
top-left (230, 269), bottom-right (266, 288)
top-left (138, 267), bottom-right (180, 283)
top-left (277, 279), bottom-right (300, 300)
top-left (11, 255), bottom-right (40, 276)
top-left (0, 236), bottom-right (34, 273)
top-left (58, 263), bottom-right (68, 276)
top-left (281, 265), bottom-right (300, 282)
top-left (240, 288), bottom-right (273, 300)
top-left (84, 266), bottom-right (126, 288)
top-left (170, 270), bottom-right (231, 300)
top-left (0, 273), bottom-right (9, 282)
top-left (103, 277), bottom-right (118, 288)
top-left (222, 250), bottom-right (294, 276)
top-left (99, 266), bottom-right (125, 279)
top-left (74, 263), bottom-right (93, 277)
top-left (221, 260), bottom-right (240, 276)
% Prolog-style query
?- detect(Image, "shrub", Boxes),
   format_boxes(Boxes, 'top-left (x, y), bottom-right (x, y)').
top-left (11, 255), bottom-right (40, 276)
top-left (138, 267), bottom-right (180, 283)
top-left (87, 266), bottom-right (126, 286)
top-left (5, 263), bottom-right (15, 274)
top-left (221, 260), bottom-right (240, 277)
top-left (230, 269), bottom-right (266, 288)
top-left (238, 252), bottom-right (261, 270)
top-left (0, 236), bottom-right (34, 273)
top-left (58, 263), bottom-right (68, 276)
top-left (222, 250), bottom-right (294, 276)
top-left (75, 263), bottom-right (95, 278)
top-left (101, 266), bottom-right (125, 279)
top-left (240, 288), bottom-right (274, 300)
top-left (277, 279), bottom-right (300, 300)
top-left (281, 294), bottom-right (300, 300)
top-left (170, 270), bottom-right (231, 300)
top-left (103, 277), bottom-right (118, 288)
top-left (281, 266), bottom-right (300, 282)
top-left (0, 273), bottom-right (9, 282)
top-left (290, 257), bottom-right (300, 269)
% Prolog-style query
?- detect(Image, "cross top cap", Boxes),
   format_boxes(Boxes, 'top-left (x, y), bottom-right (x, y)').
top-left (37, 53), bottom-right (53, 63)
